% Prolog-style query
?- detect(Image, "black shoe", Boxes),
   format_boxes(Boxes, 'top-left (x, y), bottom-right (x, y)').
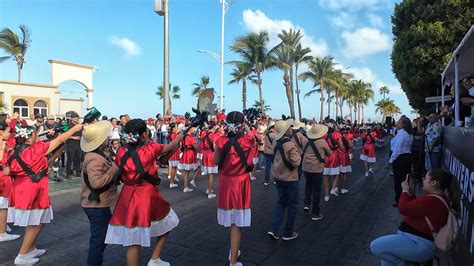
top-left (303, 205), bottom-right (310, 212)
top-left (282, 232), bottom-right (299, 241)
top-left (53, 176), bottom-right (63, 182)
top-left (392, 203), bottom-right (398, 207)
top-left (267, 231), bottom-right (279, 240)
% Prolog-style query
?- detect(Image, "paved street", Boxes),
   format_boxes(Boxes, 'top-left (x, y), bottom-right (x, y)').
top-left (0, 144), bottom-right (401, 266)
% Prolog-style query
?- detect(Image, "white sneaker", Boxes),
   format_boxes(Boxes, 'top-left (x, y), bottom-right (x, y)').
top-left (167, 175), bottom-right (171, 180)
top-left (365, 172), bottom-right (369, 177)
top-left (334, 187), bottom-right (339, 194)
top-left (205, 189), bottom-right (214, 194)
top-left (174, 176), bottom-right (179, 182)
top-left (341, 189), bottom-right (349, 194)
top-left (369, 168), bottom-right (374, 174)
top-left (25, 248), bottom-right (46, 258)
top-left (183, 187), bottom-right (194, 193)
top-left (0, 232), bottom-right (21, 242)
top-left (330, 189), bottom-right (339, 197)
top-left (147, 257), bottom-right (170, 266)
top-left (230, 263), bottom-right (243, 266)
top-left (228, 250), bottom-right (241, 261)
top-left (190, 180), bottom-right (197, 187)
top-left (177, 170), bottom-right (182, 175)
top-left (169, 183), bottom-right (178, 188)
top-left (208, 193), bottom-right (216, 199)
top-left (250, 176), bottom-right (257, 181)
top-left (324, 196), bottom-right (330, 202)
top-left (14, 255), bottom-right (39, 265)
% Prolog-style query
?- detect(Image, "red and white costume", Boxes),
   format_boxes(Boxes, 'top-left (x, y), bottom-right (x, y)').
top-left (360, 131), bottom-right (377, 163)
top-left (6, 141), bottom-right (53, 226)
top-left (200, 130), bottom-right (218, 175)
top-left (339, 134), bottom-right (352, 174)
top-left (251, 129), bottom-right (259, 165)
top-left (178, 134), bottom-right (198, 171)
top-left (0, 135), bottom-right (15, 209)
top-left (216, 134), bottom-right (255, 227)
top-left (324, 131), bottom-right (342, 176)
top-left (167, 132), bottom-right (181, 167)
top-left (345, 132), bottom-right (355, 160)
top-left (105, 142), bottom-right (179, 247)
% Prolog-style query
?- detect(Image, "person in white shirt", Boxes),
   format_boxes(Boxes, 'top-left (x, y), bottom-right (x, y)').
top-left (146, 118), bottom-right (156, 141)
top-left (389, 116), bottom-right (414, 207)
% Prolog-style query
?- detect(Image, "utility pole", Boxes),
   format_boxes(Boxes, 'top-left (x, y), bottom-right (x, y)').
top-left (155, 0), bottom-right (170, 115)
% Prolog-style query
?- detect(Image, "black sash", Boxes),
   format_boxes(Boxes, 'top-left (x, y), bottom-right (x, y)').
top-left (218, 137), bottom-right (253, 173)
top-left (7, 146), bottom-right (47, 183)
top-left (83, 149), bottom-right (114, 203)
top-left (303, 139), bottom-right (325, 163)
top-left (205, 131), bottom-right (214, 152)
top-left (327, 133), bottom-right (337, 151)
top-left (273, 137), bottom-right (295, 171)
top-left (292, 130), bottom-right (302, 148)
top-left (114, 146), bottom-right (161, 187)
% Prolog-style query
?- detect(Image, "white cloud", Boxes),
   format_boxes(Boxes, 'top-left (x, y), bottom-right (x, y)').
top-left (242, 9), bottom-right (328, 57)
top-left (330, 12), bottom-right (356, 29)
top-left (367, 14), bottom-right (384, 28)
top-left (108, 36), bottom-right (141, 58)
top-left (319, 0), bottom-right (380, 10)
top-left (349, 67), bottom-right (403, 94)
top-left (341, 27), bottom-right (391, 58)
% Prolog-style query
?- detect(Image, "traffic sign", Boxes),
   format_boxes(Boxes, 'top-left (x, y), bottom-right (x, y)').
top-left (425, 95), bottom-right (452, 103)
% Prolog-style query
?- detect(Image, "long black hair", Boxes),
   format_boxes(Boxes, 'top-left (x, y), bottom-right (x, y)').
top-left (0, 122), bottom-right (8, 131)
top-left (124, 119), bottom-right (147, 149)
top-left (399, 116), bottom-right (414, 135)
top-left (225, 111), bottom-right (245, 138)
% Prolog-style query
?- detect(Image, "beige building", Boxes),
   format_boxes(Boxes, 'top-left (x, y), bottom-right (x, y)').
top-left (0, 59), bottom-right (94, 118)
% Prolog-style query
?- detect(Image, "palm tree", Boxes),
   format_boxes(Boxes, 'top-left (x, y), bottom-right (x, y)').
top-left (293, 44), bottom-right (312, 120)
top-left (375, 98), bottom-right (400, 121)
top-left (229, 31), bottom-right (277, 113)
top-left (379, 86), bottom-right (390, 100)
top-left (191, 75), bottom-right (210, 97)
top-left (253, 99), bottom-right (271, 112)
top-left (156, 85), bottom-right (181, 111)
top-left (348, 79), bottom-right (372, 123)
top-left (358, 82), bottom-right (374, 123)
top-left (0, 25), bottom-right (31, 82)
top-left (0, 101), bottom-right (8, 112)
top-left (274, 45), bottom-right (295, 117)
top-left (299, 56), bottom-right (340, 121)
top-left (228, 62), bottom-right (255, 111)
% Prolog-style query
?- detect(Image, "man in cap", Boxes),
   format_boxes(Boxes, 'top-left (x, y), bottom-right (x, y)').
top-left (80, 120), bottom-right (119, 266)
top-left (263, 124), bottom-right (276, 186)
top-left (268, 119), bottom-right (302, 241)
top-left (33, 114), bottom-right (45, 131)
top-left (66, 111), bottom-right (83, 178)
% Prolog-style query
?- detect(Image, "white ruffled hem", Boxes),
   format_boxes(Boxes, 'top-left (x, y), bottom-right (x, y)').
top-left (178, 163), bottom-right (198, 171)
top-left (323, 167), bottom-right (340, 176)
top-left (360, 155), bottom-right (376, 163)
top-left (168, 160), bottom-right (179, 167)
top-left (201, 166), bottom-right (218, 174)
top-left (197, 153), bottom-right (203, 160)
top-left (105, 208), bottom-right (180, 247)
top-left (0, 197), bottom-right (8, 209)
top-left (7, 207), bottom-right (53, 226)
top-left (217, 208), bottom-right (251, 227)
top-left (339, 166), bottom-right (352, 173)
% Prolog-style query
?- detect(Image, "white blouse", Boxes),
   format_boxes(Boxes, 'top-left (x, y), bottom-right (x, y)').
top-left (389, 128), bottom-right (413, 163)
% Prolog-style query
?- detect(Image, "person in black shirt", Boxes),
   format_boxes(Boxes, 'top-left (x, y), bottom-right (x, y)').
top-left (66, 111), bottom-right (83, 178)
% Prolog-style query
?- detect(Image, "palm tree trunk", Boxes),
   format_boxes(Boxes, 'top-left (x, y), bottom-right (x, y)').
top-left (242, 79), bottom-right (247, 110)
top-left (295, 65), bottom-right (302, 121)
top-left (362, 106), bottom-right (365, 123)
top-left (319, 83), bottom-right (324, 122)
top-left (284, 71), bottom-right (295, 118)
top-left (339, 98), bottom-right (344, 119)
top-left (17, 63), bottom-right (21, 82)
top-left (327, 91), bottom-right (331, 119)
top-left (289, 66), bottom-right (295, 118)
top-left (335, 92), bottom-right (339, 119)
top-left (257, 71), bottom-right (264, 114)
top-left (354, 105), bottom-right (357, 124)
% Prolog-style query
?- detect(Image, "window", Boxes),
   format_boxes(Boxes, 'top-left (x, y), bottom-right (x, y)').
top-left (33, 100), bottom-right (48, 116)
top-left (13, 99), bottom-right (29, 118)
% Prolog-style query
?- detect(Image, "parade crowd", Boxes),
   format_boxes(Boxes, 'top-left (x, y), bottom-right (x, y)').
top-left (0, 107), bottom-right (455, 266)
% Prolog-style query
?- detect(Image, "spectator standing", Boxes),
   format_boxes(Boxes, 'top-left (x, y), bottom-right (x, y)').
top-left (424, 112), bottom-right (442, 171)
top-left (66, 111), bottom-right (83, 178)
top-left (263, 124), bottom-right (275, 186)
top-left (268, 119), bottom-right (301, 241)
top-left (109, 118), bottom-right (121, 141)
top-left (146, 118), bottom-right (156, 141)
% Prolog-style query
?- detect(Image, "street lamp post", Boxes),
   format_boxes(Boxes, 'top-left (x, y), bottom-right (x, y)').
top-left (155, 0), bottom-right (170, 116)
top-left (219, 0), bottom-right (234, 111)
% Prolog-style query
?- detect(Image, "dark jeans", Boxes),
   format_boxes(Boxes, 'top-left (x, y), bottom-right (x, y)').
top-left (269, 180), bottom-right (299, 237)
top-left (264, 154), bottom-right (274, 183)
top-left (83, 207), bottom-right (112, 266)
top-left (66, 146), bottom-right (82, 175)
top-left (393, 153), bottom-right (412, 204)
top-left (256, 151), bottom-right (264, 170)
top-left (303, 172), bottom-right (323, 214)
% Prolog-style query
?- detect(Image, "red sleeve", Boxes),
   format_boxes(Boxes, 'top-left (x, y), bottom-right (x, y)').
top-left (185, 136), bottom-right (196, 145)
top-left (399, 193), bottom-right (433, 217)
top-left (149, 142), bottom-right (164, 159)
top-left (334, 132), bottom-right (342, 140)
top-left (215, 136), bottom-right (227, 150)
top-left (9, 119), bottom-right (17, 134)
top-left (32, 141), bottom-right (51, 157)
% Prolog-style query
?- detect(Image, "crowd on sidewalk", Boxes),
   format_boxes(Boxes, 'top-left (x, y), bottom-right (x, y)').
top-left (0, 106), bottom-right (456, 266)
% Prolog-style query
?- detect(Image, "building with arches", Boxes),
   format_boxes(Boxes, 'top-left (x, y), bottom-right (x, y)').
top-left (0, 59), bottom-right (94, 118)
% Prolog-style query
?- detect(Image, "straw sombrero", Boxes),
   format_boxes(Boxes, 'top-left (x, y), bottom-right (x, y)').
top-left (306, 124), bottom-right (328, 140)
top-left (274, 119), bottom-right (294, 140)
top-left (80, 120), bottom-right (112, 152)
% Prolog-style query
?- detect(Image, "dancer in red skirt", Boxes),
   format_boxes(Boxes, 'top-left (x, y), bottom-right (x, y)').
top-left (360, 127), bottom-right (377, 177)
top-left (323, 123), bottom-right (344, 202)
top-left (0, 122), bottom-right (20, 242)
top-left (337, 126), bottom-right (353, 195)
top-left (178, 126), bottom-right (198, 193)
top-left (5, 124), bottom-right (83, 265)
top-left (199, 122), bottom-right (218, 199)
top-left (214, 111), bottom-right (255, 266)
top-left (249, 125), bottom-right (262, 181)
top-left (166, 123), bottom-right (180, 189)
top-left (105, 119), bottom-right (182, 266)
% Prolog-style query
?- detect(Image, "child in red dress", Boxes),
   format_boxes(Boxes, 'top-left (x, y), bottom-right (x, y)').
top-left (214, 111), bottom-right (255, 266)
top-left (105, 119), bottom-right (182, 266)
top-left (166, 123), bottom-right (180, 189)
top-left (199, 123), bottom-right (219, 199)
top-left (323, 123), bottom-right (344, 202)
top-left (5, 124), bottom-right (83, 265)
top-left (178, 126), bottom-right (198, 193)
top-left (360, 127), bottom-right (377, 177)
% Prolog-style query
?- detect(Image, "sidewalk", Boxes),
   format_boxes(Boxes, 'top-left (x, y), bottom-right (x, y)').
top-left (0, 145), bottom-right (401, 265)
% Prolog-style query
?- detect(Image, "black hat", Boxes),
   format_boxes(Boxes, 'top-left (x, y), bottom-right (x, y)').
top-left (66, 111), bottom-right (80, 118)
top-left (35, 114), bottom-right (44, 119)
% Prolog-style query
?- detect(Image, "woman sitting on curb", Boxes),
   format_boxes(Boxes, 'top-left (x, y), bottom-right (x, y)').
top-left (370, 169), bottom-right (451, 266)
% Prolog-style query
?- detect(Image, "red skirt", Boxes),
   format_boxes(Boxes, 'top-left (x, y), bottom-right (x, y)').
top-left (217, 173), bottom-right (251, 227)
top-left (339, 151), bottom-right (352, 173)
top-left (201, 149), bottom-right (218, 174)
top-left (178, 149), bottom-right (198, 170)
top-left (106, 183), bottom-right (179, 247)
top-left (360, 144), bottom-right (376, 163)
top-left (0, 172), bottom-right (12, 209)
top-left (324, 151), bottom-right (341, 175)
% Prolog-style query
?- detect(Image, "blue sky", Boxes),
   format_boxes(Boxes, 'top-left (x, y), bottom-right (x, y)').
top-left (0, 0), bottom-right (412, 121)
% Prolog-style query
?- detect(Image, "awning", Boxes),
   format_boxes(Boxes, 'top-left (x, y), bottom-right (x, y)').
top-left (442, 25), bottom-right (474, 85)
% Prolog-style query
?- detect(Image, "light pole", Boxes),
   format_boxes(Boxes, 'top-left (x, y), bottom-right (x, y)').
top-left (219, 0), bottom-right (235, 111)
top-left (155, 0), bottom-right (170, 116)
